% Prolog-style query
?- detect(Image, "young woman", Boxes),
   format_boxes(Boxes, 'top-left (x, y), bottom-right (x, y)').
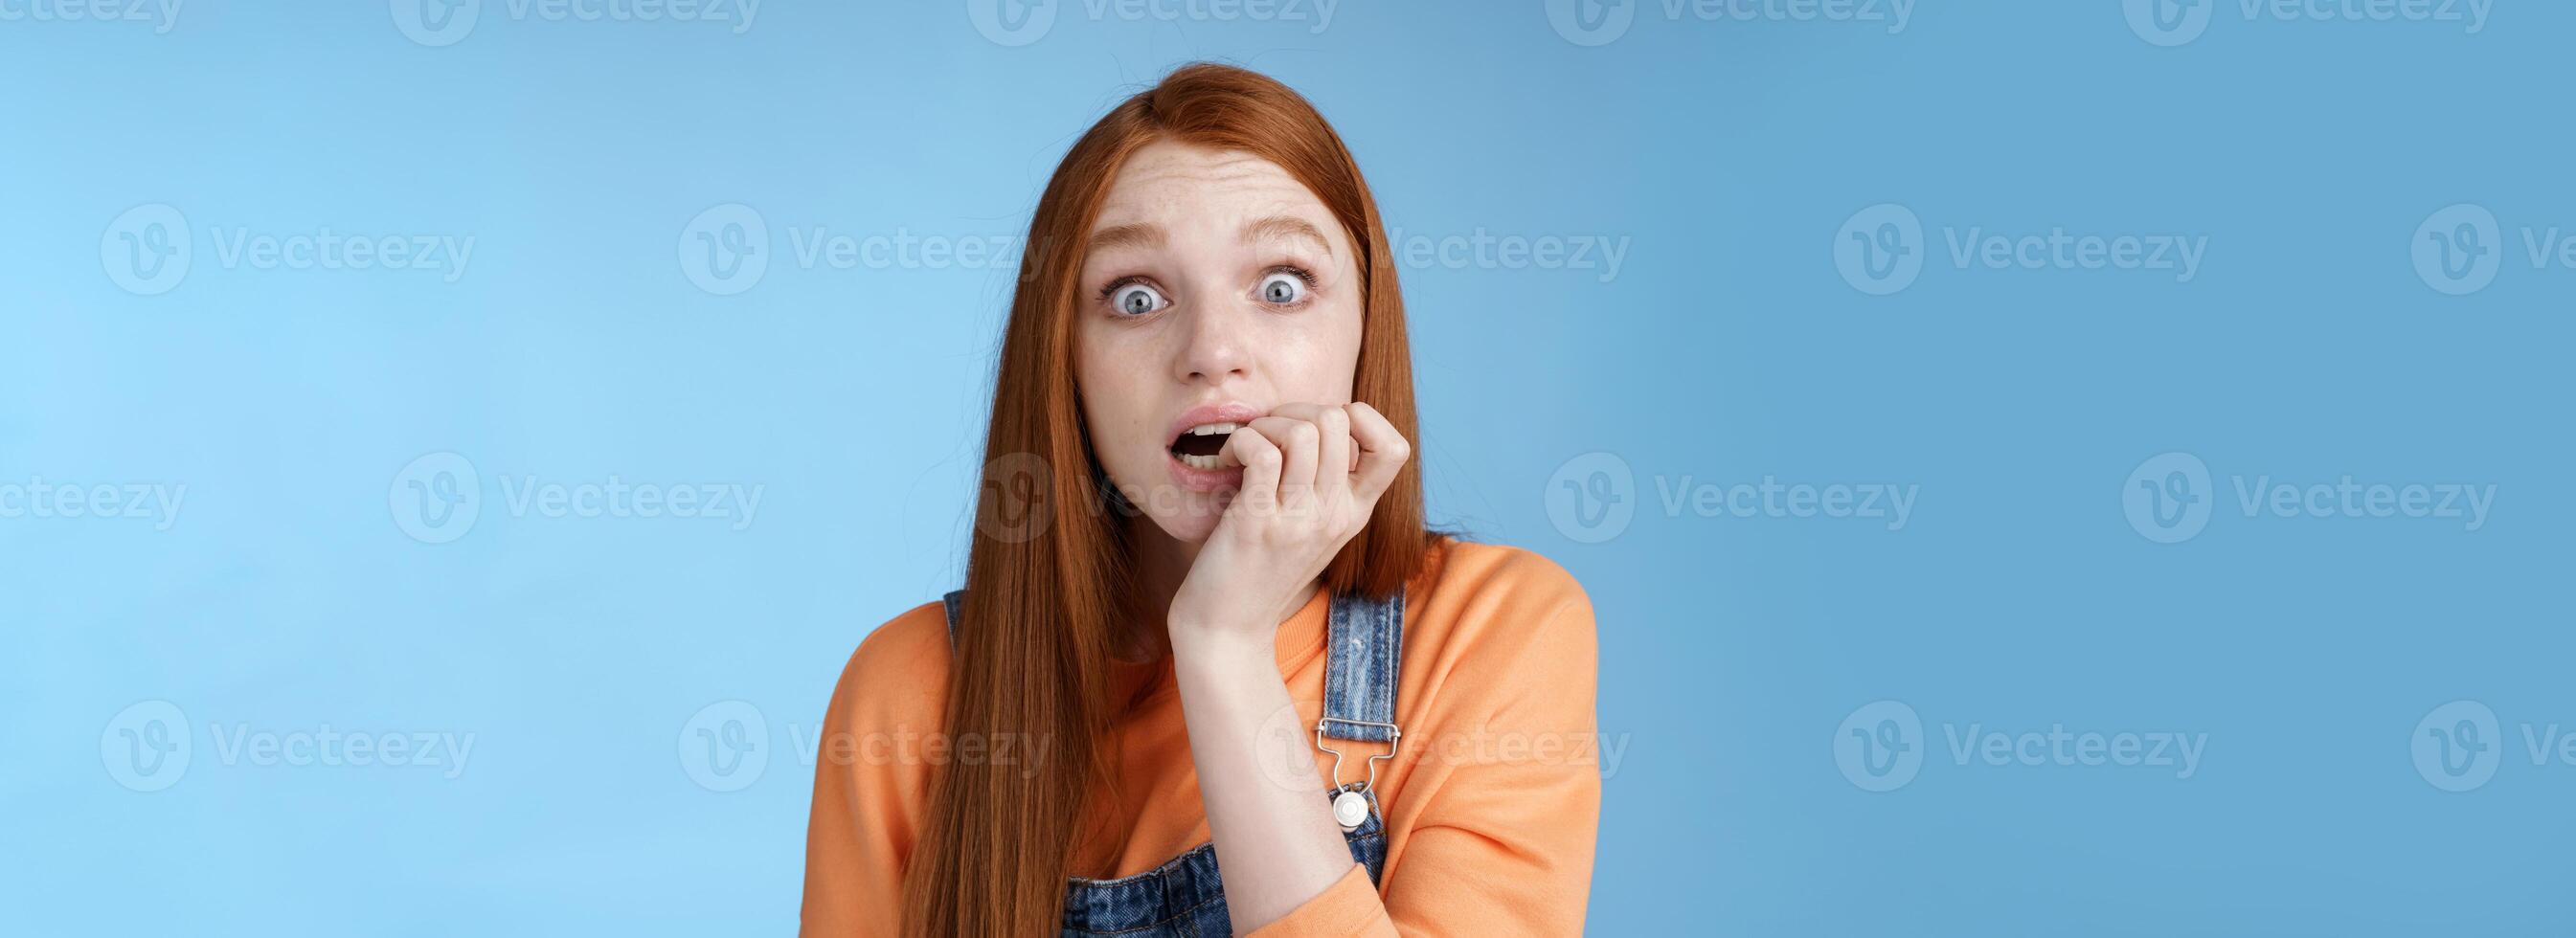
top-left (801, 63), bottom-right (1600, 937)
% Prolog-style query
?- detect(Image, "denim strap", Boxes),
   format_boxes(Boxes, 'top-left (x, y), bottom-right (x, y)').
top-left (939, 589), bottom-right (964, 646)
top-left (1320, 588), bottom-right (1405, 744)
top-left (937, 586), bottom-right (1406, 745)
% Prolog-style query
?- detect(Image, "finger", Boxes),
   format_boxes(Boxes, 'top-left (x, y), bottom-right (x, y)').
top-left (1268, 403), bottom-right (1352, 485)
top-left (1344, 401), bottom-right (1411, 506)
top-left (1219, 422), bottom-right (1283, 511)
top-left (1247, 415), bottom-right (1320, 495)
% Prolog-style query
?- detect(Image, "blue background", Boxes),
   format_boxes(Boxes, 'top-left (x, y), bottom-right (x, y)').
top-left (6, 1), bottom-right (2569, 934)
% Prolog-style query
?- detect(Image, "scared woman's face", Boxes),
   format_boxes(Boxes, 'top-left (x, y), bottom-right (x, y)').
top-left (1073, 140), bottom-right (1366, 545)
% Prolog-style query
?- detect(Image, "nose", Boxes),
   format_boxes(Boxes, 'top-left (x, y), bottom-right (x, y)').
top-left (1174, 301), bottom-right (1252, 385)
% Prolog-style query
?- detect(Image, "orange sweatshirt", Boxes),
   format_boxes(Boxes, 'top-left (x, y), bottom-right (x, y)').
top-left (800, 537), bottom-right (1600, 935)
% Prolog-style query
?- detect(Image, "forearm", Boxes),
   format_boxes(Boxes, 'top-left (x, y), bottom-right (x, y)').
top-left (1168, 626), bottom-right (1361, 933)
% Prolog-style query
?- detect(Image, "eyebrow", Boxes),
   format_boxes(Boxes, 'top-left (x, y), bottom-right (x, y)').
top-left (1086, 222), bottom-right (1164, 254)
top-left (1241, 216), bottom-right (1332, 257)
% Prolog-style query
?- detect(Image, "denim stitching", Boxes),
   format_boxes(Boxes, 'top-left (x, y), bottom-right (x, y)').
top-left (1063, 841), bottom-right (1216, 887)
top-left (932, 585), bottom-right (1402, 936)
top-left (1063, 888), bottom-right (1227, 937)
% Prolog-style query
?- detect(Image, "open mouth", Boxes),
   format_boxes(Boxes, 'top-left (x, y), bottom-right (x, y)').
top-left (1167, 422), bottom-right (1242, 470)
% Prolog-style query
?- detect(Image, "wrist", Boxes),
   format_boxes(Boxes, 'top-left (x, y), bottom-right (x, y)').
top-left (1166, 617), bottom-right (1273, 669)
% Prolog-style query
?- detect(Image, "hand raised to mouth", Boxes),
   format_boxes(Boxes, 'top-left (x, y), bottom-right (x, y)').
top-left (1166, 401), bottom-right (1408, 644)
top-left (1168, 417), bottom-right (1364, 474)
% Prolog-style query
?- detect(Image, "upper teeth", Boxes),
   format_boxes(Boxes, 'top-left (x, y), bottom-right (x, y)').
top-left (1187, 422), bottom-right (1240, 436)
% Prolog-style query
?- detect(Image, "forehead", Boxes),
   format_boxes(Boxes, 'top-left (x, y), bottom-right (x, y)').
top-left (1092, 140), bottom-right (1337, 234)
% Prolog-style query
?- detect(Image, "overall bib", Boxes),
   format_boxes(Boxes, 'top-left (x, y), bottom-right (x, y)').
top-left (938, 588), bottom-right (1406, 937)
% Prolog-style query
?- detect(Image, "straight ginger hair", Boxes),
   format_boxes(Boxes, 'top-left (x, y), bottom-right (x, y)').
top-left (898, 63), bottom-right (1433, 937)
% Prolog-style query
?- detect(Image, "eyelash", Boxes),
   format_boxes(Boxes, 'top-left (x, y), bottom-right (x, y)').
top-left (1264, 265), bottom-right (1319, 298)
top-left (1096, 265), bottom-right (1319, 312)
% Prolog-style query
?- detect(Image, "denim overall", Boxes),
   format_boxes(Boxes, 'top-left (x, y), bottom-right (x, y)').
top-left (939, 587), bottom-right (1406, 937)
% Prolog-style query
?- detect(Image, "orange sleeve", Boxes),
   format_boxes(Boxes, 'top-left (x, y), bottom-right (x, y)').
top-left (1253, 554), bottom-right (1603, 937)
top-left (800, 604), bottom-right (949, 938)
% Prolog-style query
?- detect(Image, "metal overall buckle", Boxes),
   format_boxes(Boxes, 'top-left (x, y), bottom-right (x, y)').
top-left (1316, 717), bottom-right (1400, 832)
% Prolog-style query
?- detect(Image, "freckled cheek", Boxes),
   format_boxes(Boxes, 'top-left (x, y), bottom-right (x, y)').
top-left (1075, 335), bottom-right (1165, 464)
top-left (1257, 302), bottom-right (1365, 402)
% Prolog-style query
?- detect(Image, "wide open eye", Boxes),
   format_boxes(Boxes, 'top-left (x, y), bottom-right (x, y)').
top-left (1257, 269), bottom-right (1309, 305)
top-left (1108, 280), bottom-right (1168, 316)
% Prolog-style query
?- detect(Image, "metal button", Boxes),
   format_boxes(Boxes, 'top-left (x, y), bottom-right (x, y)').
top-left (1332, 789), bottom-right (1370, 831)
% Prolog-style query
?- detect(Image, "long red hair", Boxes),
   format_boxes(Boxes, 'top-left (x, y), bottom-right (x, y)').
top-left (899, 63), bottom-right (1432, 936)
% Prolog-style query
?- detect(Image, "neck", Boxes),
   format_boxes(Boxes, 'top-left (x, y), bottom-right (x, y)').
top-left (1120, 521), bottom-right (1199, 661)
top-left (1131, 522), bottom-right (1200, 628)
top-left (1126, 520), bottom-right (1322, 659)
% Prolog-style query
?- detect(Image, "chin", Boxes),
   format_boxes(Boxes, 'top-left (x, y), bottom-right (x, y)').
top-left (1118, 477), bottom-right (1226, 541)
top-left (1138, 489), bottom-right (1229, 544)
top-left (1144, 511), bottom-right (1217, 545)
top-left (1109, 451), bottom-right (1236, 545)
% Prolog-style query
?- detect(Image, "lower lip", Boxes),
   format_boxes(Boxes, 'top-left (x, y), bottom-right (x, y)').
top-left (1166, 450), bottom-right (1245, 493)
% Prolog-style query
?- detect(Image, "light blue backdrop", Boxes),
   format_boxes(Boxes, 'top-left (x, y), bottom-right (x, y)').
top-left (5, 1), bottom-right (2568, 934)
